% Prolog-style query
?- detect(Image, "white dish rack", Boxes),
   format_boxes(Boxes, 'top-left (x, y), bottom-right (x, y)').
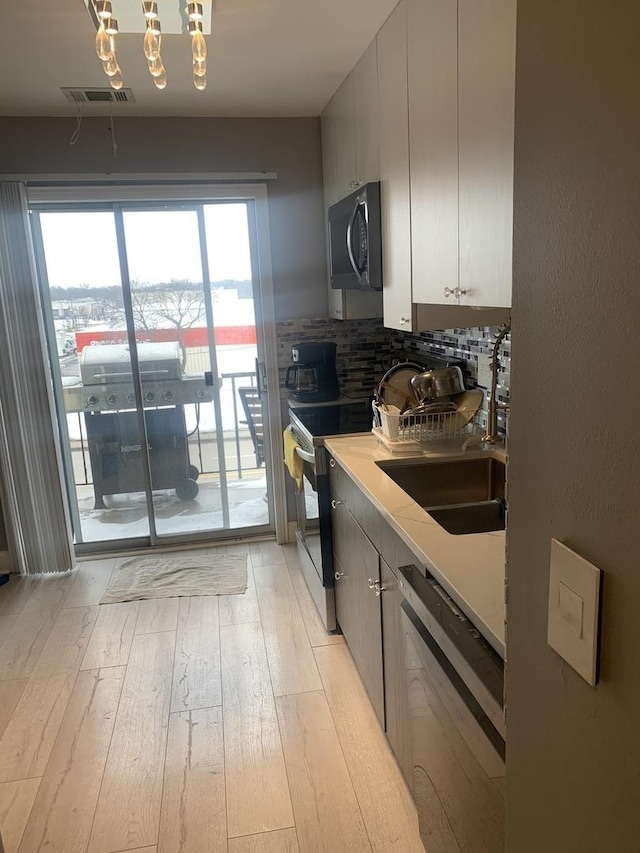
top-left (372, 401), bottom-right (474, 451)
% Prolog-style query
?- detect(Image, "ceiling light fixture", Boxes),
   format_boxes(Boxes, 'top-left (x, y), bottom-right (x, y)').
top-left (91, 0), bottom-right (209, 92)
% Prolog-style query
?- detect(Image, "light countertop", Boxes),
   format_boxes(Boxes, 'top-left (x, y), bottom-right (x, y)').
top-left (324, 433), bottom-right (506, 658)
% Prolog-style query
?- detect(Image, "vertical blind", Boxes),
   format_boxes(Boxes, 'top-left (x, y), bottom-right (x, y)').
top-left (0, 182), bottom-right (74, 574)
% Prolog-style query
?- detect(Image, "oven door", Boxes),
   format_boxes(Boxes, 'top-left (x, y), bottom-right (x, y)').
top-left (294, 447), bottom-right (322, 578)
top-left (402, 597), bottom-right (505, 852)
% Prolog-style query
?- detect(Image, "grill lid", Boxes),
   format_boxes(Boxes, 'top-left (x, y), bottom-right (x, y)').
top-left (80, 342), bottom-right (183, 385)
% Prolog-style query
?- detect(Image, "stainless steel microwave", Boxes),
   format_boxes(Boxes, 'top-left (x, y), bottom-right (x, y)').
top-left (328, 182), bottom-right (383, 291)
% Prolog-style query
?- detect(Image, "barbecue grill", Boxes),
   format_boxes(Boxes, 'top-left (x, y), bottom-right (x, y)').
top-left (63, 342), bottom-right (214, 508)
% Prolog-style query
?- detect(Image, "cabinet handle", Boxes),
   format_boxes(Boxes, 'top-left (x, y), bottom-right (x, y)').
top-left (444, 287), bottom-right (455, 299)
top-left (368, 578), bottom-right (386, 596)
top-left (334, 570), bottom-right (345, 580)
top-left (455, 288), bottom-right (468, 298)
top-left (329, 458), bottom-right (336, 468)
top-left (331, 499), bottom-right (342, 509)
top-left (399, 317), bottom-right (410, 326)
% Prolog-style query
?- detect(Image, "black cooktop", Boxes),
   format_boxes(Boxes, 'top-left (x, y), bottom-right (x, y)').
top-left (290, 399), bottom-right (373, 442)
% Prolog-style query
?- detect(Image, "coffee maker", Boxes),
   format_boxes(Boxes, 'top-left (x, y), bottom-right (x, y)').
top-left (285, 342), bottom-right (340, 402)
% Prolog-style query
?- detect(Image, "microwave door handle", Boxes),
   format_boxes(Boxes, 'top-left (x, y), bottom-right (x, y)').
top-left (346, 200), bottom-right (365, 284)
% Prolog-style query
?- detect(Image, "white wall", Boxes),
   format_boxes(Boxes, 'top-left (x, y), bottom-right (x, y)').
top-left (507, 1), bottom-right (640, 850)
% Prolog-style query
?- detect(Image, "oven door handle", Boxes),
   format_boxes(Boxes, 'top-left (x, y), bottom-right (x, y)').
top-left (295, 445), bottom-right (316, 466)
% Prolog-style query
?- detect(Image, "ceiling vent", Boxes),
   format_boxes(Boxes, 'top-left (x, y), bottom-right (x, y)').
top-left (61, 87), bottom-right (136, 104)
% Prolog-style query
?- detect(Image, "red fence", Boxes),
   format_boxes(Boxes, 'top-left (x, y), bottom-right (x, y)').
top-left (75, 325), bottom-right (257, 352)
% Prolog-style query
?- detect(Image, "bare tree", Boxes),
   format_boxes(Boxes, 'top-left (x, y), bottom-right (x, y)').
top-left (129, 279), bottom-right (206, 331)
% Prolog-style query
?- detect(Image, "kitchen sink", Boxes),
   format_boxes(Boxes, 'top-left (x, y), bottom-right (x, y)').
top-left (426, 499), bottom-right (506, 535)
top-left (376, 456), bottom-right (506, 535)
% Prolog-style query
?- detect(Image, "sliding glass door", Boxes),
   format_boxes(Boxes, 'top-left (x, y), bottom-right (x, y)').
top-left (32, 198), bottom-right (275, 551)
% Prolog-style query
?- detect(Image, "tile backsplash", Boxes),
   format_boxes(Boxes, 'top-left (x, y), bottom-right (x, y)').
top-left (276, 319), bottom-right (511, 433)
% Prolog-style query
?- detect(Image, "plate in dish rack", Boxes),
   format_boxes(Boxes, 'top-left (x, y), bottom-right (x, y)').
top-left (377, 362), bottom-right (423, 410)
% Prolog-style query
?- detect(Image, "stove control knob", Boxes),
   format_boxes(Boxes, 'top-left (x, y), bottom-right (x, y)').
top-left (106, 394), bottom-right (118, 407)
top-left (329, 458), bottom-right (336, 468)
top-left (87, 395), bottom-right (99, 408)
top-left (163, 390), bottom-right (175, 403)
top-left (127, 393), bottom-right (136, 405)
top-left (144, 391), bottom-right (156, 404)
top-left (196, 389), bottom-right (206, 400)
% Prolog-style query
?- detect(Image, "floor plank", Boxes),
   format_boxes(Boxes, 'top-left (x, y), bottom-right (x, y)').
top-left (275, 690), bottom-right (371, 853)
top-left (171, 596), bottom-right (221, 713)
top-left (314, 645), bottom-right (423, 853)
top-left (254, 563), bottom-right (323, 697)
top-left (158, 707), bottom-right (226, 853)
top-left (0, 577), bottom-right (35, 616)
top-left (249, 542), bottom-right (287, 568)
top-left (0, 779), bottom-right (40, 853)
top-left (21, 573), bottom-right (76, 614)
top-left (17, 666), bottom-right (126, 853)
top-left (219, 563), bottom-right (260, 627)
top-left (62, 559), bottom-right (116, 608)
top-left (221, 621), bottom-right (294, 838)
top-left (88, 632), bottom-right (175, 853)
top-left (284, 558), bottom-right (344, 648)
top-left (136, 598), bottom-right (180, 635)
top-left (0, 615), bottom-right (18, 647)
top-left (0, 671), bottom-right (77, 783)
top-left (0, 609), bottom-right (59, 681)
top-left (0, 681), bottom-right (28, 741)
top-left (80, 601), bottom-right (140, 670)
top-left (228, 828), bottom-right (299, 853)
top-left (32, 606), bottom-right (99, 676)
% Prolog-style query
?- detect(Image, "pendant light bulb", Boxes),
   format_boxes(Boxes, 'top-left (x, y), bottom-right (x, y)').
top-left (153, 67), bottom-right (167, 89)
top-left (193, 70), bottom-right (206, 91)
top-left (96, 0), bottom-right (113, 20)
top-left (110, 68), bottom-right (124, 90)
top-left (143, 26), bottom-right (161, 60)
top-left (95, 25), bottom-right (111, 61)
top-left (148, 55), bottom-right (164, 77)
top-left (103, 53), bottom-right (119, 77)
top-left (193, 58), bottom-right (206, 77)
top-left (191, 30), bottom-right (207, 62)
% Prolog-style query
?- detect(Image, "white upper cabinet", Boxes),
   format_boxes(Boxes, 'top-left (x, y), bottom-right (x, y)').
top-left (333, 76), bottom-right (357, 199)
top-left (321, 41), bottom-right (383, 321)
top-left (378, 0), bottom-right (413, 332)
top-left (353, 41), bottom-right (380, 187)
top-left (458, 0), bottom-right (516, 308)
top-left (408, 0), bottom-right (459, 307)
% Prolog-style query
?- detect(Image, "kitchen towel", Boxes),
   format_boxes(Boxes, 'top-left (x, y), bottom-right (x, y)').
top-left (100, 553), bottom-right (247, 604)
top-left (283, 425), bottom-right (304, 492)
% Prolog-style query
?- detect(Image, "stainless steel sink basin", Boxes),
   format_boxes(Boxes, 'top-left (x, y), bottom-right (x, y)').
top-left (426, 499), bottom-right (506, 535)
top-left (376, 456), bottom-right (506, 535)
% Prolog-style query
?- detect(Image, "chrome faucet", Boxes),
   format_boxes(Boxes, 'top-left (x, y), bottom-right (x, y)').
top-left (482, 321), bottom-right (511, 445)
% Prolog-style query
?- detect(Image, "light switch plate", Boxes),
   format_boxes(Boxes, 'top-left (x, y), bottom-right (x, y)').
top-left (547, 539), bottom-right (602, 685)
top-left (477, 354), bottom-right (492, 389)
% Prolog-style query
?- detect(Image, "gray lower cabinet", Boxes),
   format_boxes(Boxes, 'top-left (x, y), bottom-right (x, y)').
top-left (380, 556), bottom-right (412, 782)
top-left (332, 492), bottom-right (385, 726)
top-left (330, 456), bottom-right (408, 767)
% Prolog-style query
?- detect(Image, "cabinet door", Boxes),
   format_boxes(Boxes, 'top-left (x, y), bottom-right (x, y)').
top-left (332, 501), bottom-right (384, 726)
top-left (377, 0), bottom-right (413, 333)
top-left (333, 76), bottom-right (357, 200)
top-left (408, 0), bottom-right (459, 306)
top-left (353, 40), bottom-right (380, 186)
top-left (458, 0), bottom-right (516, 308)
top-left (380, 557), bottom-right (412, 783)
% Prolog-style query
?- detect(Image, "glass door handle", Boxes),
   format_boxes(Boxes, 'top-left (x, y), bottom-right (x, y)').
top-left (255, 358), bottom-right (266, 395)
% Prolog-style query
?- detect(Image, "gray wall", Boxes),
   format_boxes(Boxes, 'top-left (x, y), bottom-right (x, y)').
top-left (0, 116), bottom-right (328, 322)
top-left (507, 1), bottom-right (640, 850)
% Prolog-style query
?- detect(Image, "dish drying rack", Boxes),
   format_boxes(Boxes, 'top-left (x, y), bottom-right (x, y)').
top-left (372, 401), bottom-right (475, 451)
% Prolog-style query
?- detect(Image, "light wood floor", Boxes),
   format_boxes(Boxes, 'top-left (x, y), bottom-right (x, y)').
top-left (0, 541), bottom-right (423, 853)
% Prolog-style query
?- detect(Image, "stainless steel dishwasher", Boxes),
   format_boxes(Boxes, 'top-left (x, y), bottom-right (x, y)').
top-left (398, 564), bottom-right (506, 852)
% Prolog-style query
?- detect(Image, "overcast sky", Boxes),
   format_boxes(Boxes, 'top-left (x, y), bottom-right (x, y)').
top-left (38, 203), bottom-right (253, 289)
